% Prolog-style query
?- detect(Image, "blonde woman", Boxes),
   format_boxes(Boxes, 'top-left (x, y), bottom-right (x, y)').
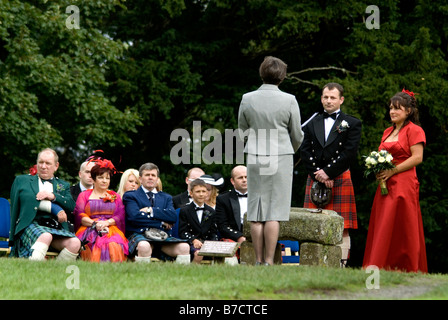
top-left (117, 169), bottom-right (140, 197)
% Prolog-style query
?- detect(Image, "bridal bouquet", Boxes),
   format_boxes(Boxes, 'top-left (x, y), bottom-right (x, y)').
top-left (363, 150), bottom-right (395, 195)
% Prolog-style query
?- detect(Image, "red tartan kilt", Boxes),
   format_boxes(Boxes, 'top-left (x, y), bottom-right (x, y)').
top-left (303, 170), bottom-right (358, 229)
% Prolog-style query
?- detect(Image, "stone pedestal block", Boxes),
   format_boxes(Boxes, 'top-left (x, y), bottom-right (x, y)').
top-left (285, 208), bottom-right (344, 245)
top-left (299, 242), bottom-right (342, 268)
top-left (241, 208), bottom-right (344, 266)
top-left (243, 207), bottom-right (344, 245)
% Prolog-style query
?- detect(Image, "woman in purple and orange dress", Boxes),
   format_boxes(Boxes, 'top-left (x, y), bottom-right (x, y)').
top-left (74, 159), bottom-right (128, 262)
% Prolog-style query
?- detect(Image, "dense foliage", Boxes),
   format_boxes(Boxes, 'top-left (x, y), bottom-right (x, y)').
top-left (0, 0), bottom-right (447, 272)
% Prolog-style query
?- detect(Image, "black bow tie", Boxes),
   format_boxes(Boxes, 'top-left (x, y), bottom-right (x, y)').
top-left (323, 112), bottom-right (339, 120)
top-left (41, 178), bottom-right (53, 183)
top-left (195, 206), bottom-right (204, 211)
top-left (237, 193), bottom-right (248, 197)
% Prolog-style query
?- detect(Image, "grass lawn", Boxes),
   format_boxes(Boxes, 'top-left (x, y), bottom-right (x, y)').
top-left (1, 258), bottom-right (447, 300)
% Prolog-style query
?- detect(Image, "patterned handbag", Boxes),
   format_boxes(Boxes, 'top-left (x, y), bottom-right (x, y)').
top-left (36, 216), bottom-right (62, 230)
top-left (310, 181), bottom-right (332, 208)
top-left (144, 228), bottom-right (168, 241)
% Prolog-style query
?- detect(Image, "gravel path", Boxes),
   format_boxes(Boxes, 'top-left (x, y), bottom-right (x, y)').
top-left (309, 277), bottom-right (442, 300)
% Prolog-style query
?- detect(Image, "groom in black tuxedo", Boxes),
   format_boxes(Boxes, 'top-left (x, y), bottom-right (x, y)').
top-left (300, 82), bottom-right (362, 266)
top-left (215, 165), bottom-right (247, 244)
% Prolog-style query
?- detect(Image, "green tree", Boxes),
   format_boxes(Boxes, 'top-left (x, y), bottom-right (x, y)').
top-left (336, 1), bottom-right (448, 272)
top-left (0, 0), bottom-right (140, 191)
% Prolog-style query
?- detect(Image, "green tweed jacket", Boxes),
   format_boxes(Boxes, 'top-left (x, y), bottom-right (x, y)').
top-left (9, 174), bottom-right (75, 240)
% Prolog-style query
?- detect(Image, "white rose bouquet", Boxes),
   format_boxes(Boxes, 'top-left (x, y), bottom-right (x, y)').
top-left (363, 149), bottom-right (395, 195)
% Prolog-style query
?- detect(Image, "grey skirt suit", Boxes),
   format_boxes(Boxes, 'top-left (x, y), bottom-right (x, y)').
top-left (238, 84), bottom-right (303, 221)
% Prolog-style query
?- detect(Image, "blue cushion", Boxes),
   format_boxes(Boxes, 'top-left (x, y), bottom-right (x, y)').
top-left (0, 240), bottom-right (9, 249)
top-left (282, 255), bottom-right (300, 263)
top-left (0, 198), bottom-right (11, 239)
top-left (170, 208), bottom-right (181, 238)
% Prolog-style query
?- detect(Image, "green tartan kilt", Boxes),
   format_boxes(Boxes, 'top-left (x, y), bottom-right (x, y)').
top-left (10, 221), bottom-right (76, 258)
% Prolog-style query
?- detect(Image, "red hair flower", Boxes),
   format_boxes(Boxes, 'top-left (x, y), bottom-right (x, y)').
top-left (402, 88), bottom-right (415, 98)
top-left (29, 165), bottom-right (37, 176)
top-left (88, 158), bottom-right (118, 174)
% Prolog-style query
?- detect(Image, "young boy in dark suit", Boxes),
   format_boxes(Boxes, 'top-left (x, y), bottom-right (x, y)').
top-left (179, 179), bottom-right (219, 263)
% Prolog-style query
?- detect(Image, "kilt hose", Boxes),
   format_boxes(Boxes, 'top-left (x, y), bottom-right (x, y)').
top-left (303, 170), bottom-right (358, 229)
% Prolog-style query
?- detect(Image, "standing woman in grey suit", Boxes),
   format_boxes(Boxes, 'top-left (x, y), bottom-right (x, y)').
top-left (238, 56), bottom-right (304, 265)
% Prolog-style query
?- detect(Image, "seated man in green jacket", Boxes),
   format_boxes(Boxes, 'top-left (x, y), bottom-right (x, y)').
top-left (9, 148), bottom-right (81, 261)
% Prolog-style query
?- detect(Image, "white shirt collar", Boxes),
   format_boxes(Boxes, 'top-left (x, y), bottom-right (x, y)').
top-left (324, 110), bottom-right (340, 117)
top-left (80, 182), bottom-right (92, 192)
top-left (141, 186), bottom-right (158, 194)
top-left (192, 201), bottom-right (204, 209)
top-left (235, 190), bottom-right (248, 196)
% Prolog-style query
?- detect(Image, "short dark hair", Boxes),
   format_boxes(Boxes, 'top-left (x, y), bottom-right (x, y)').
top-left (90, 164), bottom-right (114, 181)
top-left (322, 82), bottom-right (344, 97)
top-left (259, 56), bottom-right (287, 85)
top-left (189, 179), bottom-right (207, 191)
top-left (139, 162), bottom-right (160, 177)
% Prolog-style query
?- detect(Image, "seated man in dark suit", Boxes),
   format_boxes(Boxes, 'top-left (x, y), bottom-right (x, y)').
top-left (123, 162), bottom-right (190, 264)
top-left (172, 167), bottom-right (204, 209)
top-left (70, 160), bottom-right (95, 202)
top-left (179, 179), bottom-right (219, 263)
top-left (69, 160), bottom-right (95, 229)
top-left (215, 165), bottom-right (247, 244)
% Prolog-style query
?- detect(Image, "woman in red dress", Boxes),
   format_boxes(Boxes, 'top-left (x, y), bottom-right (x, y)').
top-left (363, 89), bottom-right (427, 273)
